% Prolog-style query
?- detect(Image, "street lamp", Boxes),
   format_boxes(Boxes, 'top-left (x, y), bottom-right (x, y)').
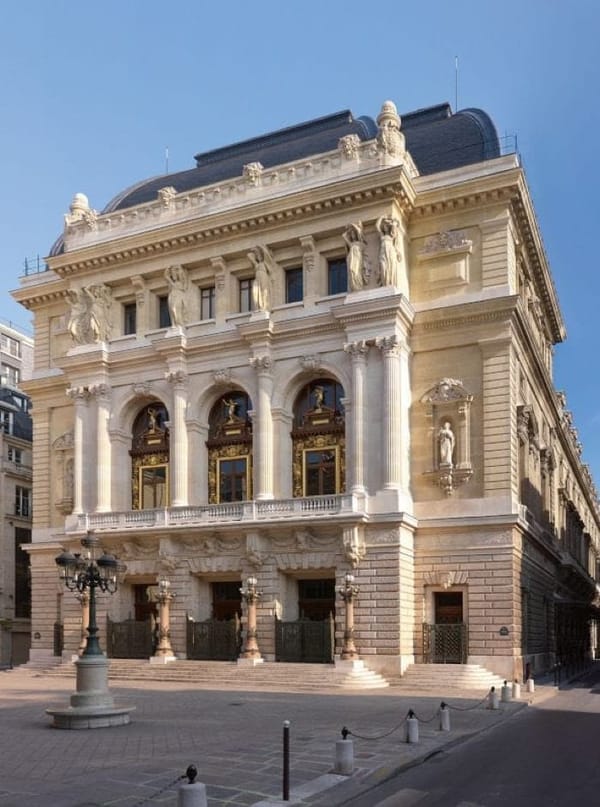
top-left (151, 577), bottom-right (176, 663)
top-left (338, 572), bottom-right (360, 660)
top-left (55, 532), bottom-right (118, 656)
top-left (239, 576), bottom-right (263, 663)
top-left (46, 532), bottom-right (134, 729)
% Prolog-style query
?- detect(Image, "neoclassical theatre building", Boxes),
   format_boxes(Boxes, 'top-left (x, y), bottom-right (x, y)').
top-left (14, 100), bottom-right (600, 681)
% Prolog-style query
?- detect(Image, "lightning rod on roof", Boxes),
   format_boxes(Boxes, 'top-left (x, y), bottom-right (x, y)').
top-left (455, 56), bottom-right (459, 112)
top-left (165, 147), bottom-right (169, 175)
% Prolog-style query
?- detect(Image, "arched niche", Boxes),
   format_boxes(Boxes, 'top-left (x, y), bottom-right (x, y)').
top-left (130, 402), bottom-right (170, 510)
top-left (206, 391), bottom-right (253, 503)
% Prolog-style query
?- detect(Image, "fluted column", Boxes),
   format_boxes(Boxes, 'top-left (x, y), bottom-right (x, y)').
top-left (344, 341), bottom-right (369, 493)
top-left (166, 370), bottom-right (189, 507)
top-left (90, 384), bottom-right (112, 513)
top-left (66, 386), bottom-right (90, 514)
top-left (249, 356), bottom-right (273, 500)
top-left (376, 336), bottom-right (406, 490)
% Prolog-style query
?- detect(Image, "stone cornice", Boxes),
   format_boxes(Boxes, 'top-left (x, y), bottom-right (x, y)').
top-left (46, 166), bottom-right (415, 279)
top-left (412, 295), bottom-right (519, 337)
top-left (412, 167), bottom-right (564, 344)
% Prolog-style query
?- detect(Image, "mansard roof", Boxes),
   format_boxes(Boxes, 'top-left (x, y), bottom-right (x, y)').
top-left (101, 103), bottom-right (500, 214)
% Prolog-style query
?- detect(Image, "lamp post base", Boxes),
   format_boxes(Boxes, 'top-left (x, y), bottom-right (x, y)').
top-left (46, 655), bottom-right (134, 729)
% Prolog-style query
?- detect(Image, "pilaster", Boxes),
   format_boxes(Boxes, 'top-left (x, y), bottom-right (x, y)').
top-left (249, 355), bottom-right (274, 500)
top-left (89, 383), bottom-right (112, 513)
top-left (343, 341), bottom-right (369, 493)
top-left (165, 370), bottom-right (189, 507)
top-left (66, 386), bottom-right (90, 515)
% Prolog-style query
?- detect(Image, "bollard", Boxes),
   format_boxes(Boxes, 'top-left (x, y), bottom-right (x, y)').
top-left (501, 680), bottom-right (512, 702)
top-left (335, 728), bottom-right (354, 775)
top-left (439, 702), bottom-right (451, 732)
top-left (283, 720), bottom-right (290, 802)
top-left (488, 686), bottom-right (500, 710)
top-left (178, 766), bottom-right (207, 807)
top-left (526, 677), bottom-right (535, 693)
top-left (406, 709), bottom-right (419, 744)
top-left (512, 679), bottom-right (521, 700)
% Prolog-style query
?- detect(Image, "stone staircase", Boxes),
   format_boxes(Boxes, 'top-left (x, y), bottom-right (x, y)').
top-left (396, 663), bottom-right (507, 692)
top-left (34, 658), bottom-right (392, 691)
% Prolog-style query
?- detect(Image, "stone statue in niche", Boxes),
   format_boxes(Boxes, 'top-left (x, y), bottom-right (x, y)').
top-left (164, 264), bottom-right (189, 327)
top-left (312, 386), bottom-right (324, 412)
top-left (223, 398), bottom-right (237, 423)
top-left (438, 421), bottom-right (455, 467)
top-left (376, 216), bottom-right (403, 287)
top-left (343, 222), bottom-right (368, 290)
top-left (248, 246), bottom-right (273, 312)
top-left (66, 284), bottom-right (112, 345)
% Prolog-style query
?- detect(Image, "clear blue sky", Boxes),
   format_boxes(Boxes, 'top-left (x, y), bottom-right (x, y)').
top-left (2, 0), bottom-right (599, 485)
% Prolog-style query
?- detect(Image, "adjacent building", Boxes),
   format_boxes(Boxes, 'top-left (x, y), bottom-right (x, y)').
top-left (13, 100), bottom-right (600, 680)
top-left (0, 322), bottom-right (33, 666)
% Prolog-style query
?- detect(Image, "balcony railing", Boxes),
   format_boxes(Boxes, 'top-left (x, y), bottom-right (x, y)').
top-left (72, 494), bottom-right (362, 532)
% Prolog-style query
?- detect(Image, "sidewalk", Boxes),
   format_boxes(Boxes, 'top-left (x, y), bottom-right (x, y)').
top-left (0, 669), bottom-right (557, 807)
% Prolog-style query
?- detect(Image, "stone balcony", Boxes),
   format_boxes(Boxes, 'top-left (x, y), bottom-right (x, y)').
top-left (68, 494), bottom-right (366, 534)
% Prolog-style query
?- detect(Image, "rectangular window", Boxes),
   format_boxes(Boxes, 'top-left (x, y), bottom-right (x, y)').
top-left (123, 302), bottom-right (137, 335)
top-left (0, 410), bottom-right (13, 435)
top-left (15, 486), bottom-right (31, 517)
top-left (239, 279), bottom-right (252, 313)
top-left (303, 447), bottom-right (339, 496)
top-left (158, 296), bottom-right (171, 328)
top-left (139, 465), bottom-right (168, 509)
top-left (7, 447), bottom-right (22, 464)
top-left (218, 457), bottom-right (248, 502)
top-left (285, 267), bottom-right (304, 304)
top-left (201, 286), bottom-right (216, 320)
top-left (14, 527), bottom-right (31, 619)
top-left (1, 334), bottom-right (21, 358)
top-left (327, 258), bottom-right (348, 295)
top-left (2, 364), bottom-right (21, 386)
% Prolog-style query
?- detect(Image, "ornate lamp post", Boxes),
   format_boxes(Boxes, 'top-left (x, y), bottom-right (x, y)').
top-left (46, 531), bottom-right (134, 729)
top-left (239, 576), bottom-right (263, 664)
top-left (151, 577), bottom-right (176, 663)
top-left (338, 572), bottom-right (360, 660)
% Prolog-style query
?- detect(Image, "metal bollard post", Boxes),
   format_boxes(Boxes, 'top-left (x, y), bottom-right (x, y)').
top-left (501, 680), bottom-right (512, 702)
top-left (178, 766), bottom-right (207, 807)
top-left (283, 720), bottom-right (290, 802)
top-left (335, 727), bottom-right (354, 775)
top-left (406, 709), bottom-right (419, 744)
top-left (488, 686), bottom-right (500, 710)
top-left (512, 679), bottom-right (521, 700)
top-left (439, 702), bottom-right (451, 732)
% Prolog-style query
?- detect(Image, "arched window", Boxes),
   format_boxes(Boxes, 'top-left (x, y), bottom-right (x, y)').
top-left (130, 403), bottom-right (169, 510)
top-left (206, 391), bottom-right (253, 503)
top-left (291, 378), bottom-right (345, 497)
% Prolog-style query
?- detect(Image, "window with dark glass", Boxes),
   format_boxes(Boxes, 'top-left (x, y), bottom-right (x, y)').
top-left (305, 448), bottom-right (337, 495)
top-left (2, 364), bottom-right (20, 386)
top-left (239, 278), bottom-right (252, 313)
top-left (14, 527), bottom-right (31, 619)
top-left (285, 267), bottom-right (303, 304)
top-left (158, 295), bottom-right (171, 328)
top-left (201, 286), bottom-right (216, 320)
top-left (327, 258), bottom-right (347, 295)
top-left (123, 302), bottom-right (137, 335)
top-left (0, 410), bottom-right (12, 435)
top-left (218, 457), bottom-right (248, 502)
top-left (15, 486), bottom-right (31, 517)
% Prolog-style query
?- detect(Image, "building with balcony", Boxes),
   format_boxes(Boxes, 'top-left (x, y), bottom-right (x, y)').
top-left (0, 322), bottom-right (33, 667)
top-left (13, 100), bottom-right (600, 680)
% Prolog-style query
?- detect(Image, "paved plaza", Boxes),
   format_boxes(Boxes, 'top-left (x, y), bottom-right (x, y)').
top-left (0, 669), bottom-right (554, 806)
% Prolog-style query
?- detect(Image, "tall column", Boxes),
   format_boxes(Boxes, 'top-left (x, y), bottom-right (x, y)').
top-left (66, 386), bottom-right (90, 515)
top-left (90, 384), bottom-right (112, 513)
top-left (344, 341), bottom-right (369, 493)
top-left (250, 356), bottom-right (273, 500)
top-left (375, 336), bottom-right (405, 490)
top-left (166, 370), bottom-right (189, 507)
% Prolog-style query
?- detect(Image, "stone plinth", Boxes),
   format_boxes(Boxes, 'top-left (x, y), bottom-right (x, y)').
top-left (46, 655), bottom-right (134, 729)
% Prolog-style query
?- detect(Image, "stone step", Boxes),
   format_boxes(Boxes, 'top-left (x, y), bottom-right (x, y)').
top-left (397, 663), bottom-right (507, 691)
top-left (35, 658), bottom-right (393, 690)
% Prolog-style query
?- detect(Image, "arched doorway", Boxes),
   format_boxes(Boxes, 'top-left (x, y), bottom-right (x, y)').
top-left (130, 403), bottom-right (170, 510)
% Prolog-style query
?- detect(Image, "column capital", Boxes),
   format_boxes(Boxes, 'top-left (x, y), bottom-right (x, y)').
top-left (375, 335), bottom-right (401, 355)
top-left (344, 340), bottom-right (369, 360)
top-left (66, 385), bottom-right (90, 402)
top-left (249, 355), bottom-right (272, 373)
top-left (165, 369), bottom-right (188, 387)
top-left (89, 383), bottom-right (112, 401)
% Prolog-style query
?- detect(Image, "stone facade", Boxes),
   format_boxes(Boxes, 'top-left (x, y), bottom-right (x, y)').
top-left (13, 100), bottom-right (600, 680)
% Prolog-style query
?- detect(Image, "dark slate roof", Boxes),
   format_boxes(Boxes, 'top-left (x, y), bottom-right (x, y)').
top-left (49, 102), bottom-right (500, 256)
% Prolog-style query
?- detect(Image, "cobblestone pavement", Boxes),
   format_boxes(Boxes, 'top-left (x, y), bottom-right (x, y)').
top-left (0, 669), bottom-right (556, 807)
